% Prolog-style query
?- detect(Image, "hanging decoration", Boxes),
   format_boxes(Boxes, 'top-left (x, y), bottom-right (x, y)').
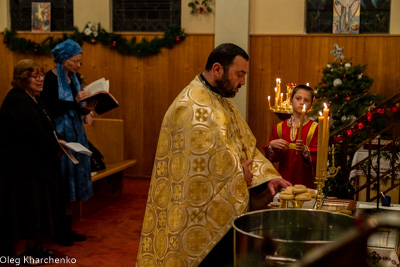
top-left (188, 0), bottom-right (212, 14)
top-left (2, 22), bottom-right (186, 58)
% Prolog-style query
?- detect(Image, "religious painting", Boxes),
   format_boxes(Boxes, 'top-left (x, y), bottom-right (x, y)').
top-left (333, 0), bottom-right (361, 34)
top-left (31, 2), bottom-right (51, 32)
top-left (305, 0), bottom-right (391, 34)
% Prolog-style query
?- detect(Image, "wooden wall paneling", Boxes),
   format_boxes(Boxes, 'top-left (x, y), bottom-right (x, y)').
top-left (3, 34), bottom-right (399, 179)
top-left (249, 35), bottom-right (400, 155)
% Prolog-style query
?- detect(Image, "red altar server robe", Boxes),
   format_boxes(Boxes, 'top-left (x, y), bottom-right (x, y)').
top-left (264, 119), bottom-right (318, 188)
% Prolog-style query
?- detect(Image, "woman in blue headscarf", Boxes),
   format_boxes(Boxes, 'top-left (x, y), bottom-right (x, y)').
top-left (42, 39), bottom-right (97, 246)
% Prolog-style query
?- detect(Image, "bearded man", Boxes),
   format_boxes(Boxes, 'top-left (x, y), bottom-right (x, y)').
top-left (136, 43), bottom-right (291, 267)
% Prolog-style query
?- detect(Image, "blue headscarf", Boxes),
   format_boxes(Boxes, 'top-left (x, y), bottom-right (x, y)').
top-left (51, 39), bottom-right (83, 101)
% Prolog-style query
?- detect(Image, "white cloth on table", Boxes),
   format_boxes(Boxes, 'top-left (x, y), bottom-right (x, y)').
top-left (349, 147), bottom-right (397, 180)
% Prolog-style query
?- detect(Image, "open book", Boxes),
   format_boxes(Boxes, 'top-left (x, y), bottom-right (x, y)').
top-left (58, 141), bottom-right (93, 164)
top-left (80, 77), bottom-right (119, 115)
top-left (61, 142), bottom-right (93, 156)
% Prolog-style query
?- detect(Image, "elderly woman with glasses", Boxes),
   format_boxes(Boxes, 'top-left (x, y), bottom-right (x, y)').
top-left (0, 59), bottom-right (66, 261)
top-left (42, 39), bottom-right (97, 246)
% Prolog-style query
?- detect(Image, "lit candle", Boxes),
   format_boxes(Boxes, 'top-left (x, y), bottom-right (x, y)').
top-left (316, 112), bottom-right (324, 179)
top-left (280, 93), bottom-right (283, 106)
top-left (276, 78), bottom-right (281, 107)
top-left (298, 104), bottom-right (306, 140)
top-left (296, 104), bottom-right (307, 155)
top-left (268, 96), bottom-right (271, 109)
top-left (321, 103), bottom-right (330, 178)
top-left (274, 87), bottom-right (278, 107)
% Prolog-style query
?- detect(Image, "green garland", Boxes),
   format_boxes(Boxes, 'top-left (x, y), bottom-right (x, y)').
top-left (2, 23), bottom-right (186, 58)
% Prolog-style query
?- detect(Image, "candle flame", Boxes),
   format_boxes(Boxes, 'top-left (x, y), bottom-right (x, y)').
top-left (324, 103), bottom-right (328, 109)
top-left (306, 83), bottom-right (309, 86)
top-left (268, 96), bottom-right (270, 100)
top-left (319, 111), bottom-right (323, 116)
top-left (303, 104), bottom-right (306, 110)
top-left (274, 87), bottom-right (277, 92)
top-left (281, 93), bottom-right (283, 96)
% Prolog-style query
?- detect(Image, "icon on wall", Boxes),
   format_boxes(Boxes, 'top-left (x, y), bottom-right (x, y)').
top-left (333, 0), bottom-right (360, 34)
top-left (32, 2), bottom-right (51, 32)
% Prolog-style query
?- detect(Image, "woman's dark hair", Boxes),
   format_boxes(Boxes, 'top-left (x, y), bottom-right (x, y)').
top-left (205, 43), bottom-right (249, 72)
top-left (291, 84), bottom-right (315, 102)
top-left (11, 59), bottom-right (43, 90)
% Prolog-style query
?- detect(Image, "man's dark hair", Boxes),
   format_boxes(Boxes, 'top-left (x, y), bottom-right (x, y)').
top-left (205, 43), bottom-right (249, 72)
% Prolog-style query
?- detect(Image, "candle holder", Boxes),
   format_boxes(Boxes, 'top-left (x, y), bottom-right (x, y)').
top-left (315, 145), bottom-right (341, 209)
top-left (268, 82), bottom-right (296, 115)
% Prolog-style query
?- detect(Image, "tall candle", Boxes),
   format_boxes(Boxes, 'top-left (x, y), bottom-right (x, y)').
top-left (274, 87), bottom-right (278, 107)
top-left (276, 78), bottom-right (281, 106)
top-left (280, 93), bottom-right (284, 106)
top-left (316, 112), bottom-right (324, 179)
top-left (298, 104), bottom-right (306, 140)
top-left (321, 103), bottom-right (330, 178)
top-left (268, 96), bottom-right (271, 109)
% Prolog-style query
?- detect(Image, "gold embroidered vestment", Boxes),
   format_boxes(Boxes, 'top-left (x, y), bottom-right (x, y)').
top-left (136, 76), bottom-right (281, 267)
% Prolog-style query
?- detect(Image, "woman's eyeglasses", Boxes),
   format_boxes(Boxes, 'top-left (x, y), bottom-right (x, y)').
top-left (30, 73), bottom-right (44, 80)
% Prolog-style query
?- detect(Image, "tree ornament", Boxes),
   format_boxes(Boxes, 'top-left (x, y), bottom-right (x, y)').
top-left (333, 78), bottom-right (342, 87)
top-left (346, 96), bottom-right (350, 101)
top-left (330, 43), bottom-right (345, 61)
top-left (358, 122), bottom-right (364, 130)
top-left (3, 38), bottom-right (7, 43)
top-left (327, 64), bottom-right (332, 68)
top-left (345, 62), bottom-right (351, 68)
top-left (367, 112), bottom-right (373, 121)
top-left (357, 73), bottom-right (363, 80)
top-left (392, 106), bottom-right (399, 113)
top-left (335, 94), bottom-right (338, 98)
top-left (176, 36), bottom-right (181, 42)
top-left (347, 129), bottom-right (353, 136)
top-left (377, 108), bottom-right (385, 114)
top-left (112, 41), bottom-right (117, 47)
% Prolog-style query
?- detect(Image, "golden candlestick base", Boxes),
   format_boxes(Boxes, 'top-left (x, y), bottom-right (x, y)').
top-left (290, 200), bottom-right (306, 208)
top-left (279, 199), bottom-right (309, 209)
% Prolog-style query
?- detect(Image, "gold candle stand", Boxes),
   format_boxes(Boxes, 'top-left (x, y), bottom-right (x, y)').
top-left (315, 144), bottom-right (341, 209)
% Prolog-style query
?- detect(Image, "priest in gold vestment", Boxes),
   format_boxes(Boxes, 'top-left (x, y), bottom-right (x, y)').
top-left (136, 43), bottom-right (291, 267)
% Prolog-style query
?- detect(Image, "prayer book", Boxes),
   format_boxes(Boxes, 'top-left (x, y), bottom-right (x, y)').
top-left (60, 142), bottom-right (93, 156)
top-left (81, 77), bottom-right (119, 115)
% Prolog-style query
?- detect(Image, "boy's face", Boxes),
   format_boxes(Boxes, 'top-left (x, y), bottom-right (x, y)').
top-left (290, 89), bottom-right (313, 114)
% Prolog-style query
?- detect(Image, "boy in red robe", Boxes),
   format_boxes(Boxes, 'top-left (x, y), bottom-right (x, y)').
top-left (264, 84), bottom-right (318, 188)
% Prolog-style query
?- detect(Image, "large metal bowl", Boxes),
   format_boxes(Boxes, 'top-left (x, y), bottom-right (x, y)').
top-left (233, 209), bottom-right (355, 265)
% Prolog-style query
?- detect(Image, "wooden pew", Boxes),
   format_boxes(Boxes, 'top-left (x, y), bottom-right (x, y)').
top-left (84, 118), bottom-right (137, 184)
top-left (75, 118), bottom-right (136, 220)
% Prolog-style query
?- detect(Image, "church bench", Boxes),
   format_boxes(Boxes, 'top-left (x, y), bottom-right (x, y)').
top-left (75, 118), bottom-right (136, 220)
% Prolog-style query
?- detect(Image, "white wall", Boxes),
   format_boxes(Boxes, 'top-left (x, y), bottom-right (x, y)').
top-left (0, 0), bottom-right (10, 31)
top-left (215, 0), bottom-right (250, 119)
top-left (74, 0), bottom-right (111, 31)
top-left (2, 0), bottom-right (399, 34)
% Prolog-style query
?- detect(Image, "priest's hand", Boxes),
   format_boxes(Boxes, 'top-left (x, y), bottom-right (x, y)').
top-left (269, 139), bottom-right (289, 150)
top-left (267, 178), bottom-right (292, 195)
top-left (241, 159), bottom-right (254, 186)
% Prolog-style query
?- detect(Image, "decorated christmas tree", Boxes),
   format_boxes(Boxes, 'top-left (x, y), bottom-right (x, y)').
top-left (312, 44), bottom-right (384, 199)
top-left (311, 43), bottom-right (382, 131)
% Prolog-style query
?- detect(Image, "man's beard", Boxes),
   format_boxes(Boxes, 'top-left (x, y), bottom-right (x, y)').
top-left (215, 72), bottom-right (240, 98)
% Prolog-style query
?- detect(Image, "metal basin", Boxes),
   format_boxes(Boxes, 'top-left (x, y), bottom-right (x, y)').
top-left (233, 209), bottom-right (355, 265)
